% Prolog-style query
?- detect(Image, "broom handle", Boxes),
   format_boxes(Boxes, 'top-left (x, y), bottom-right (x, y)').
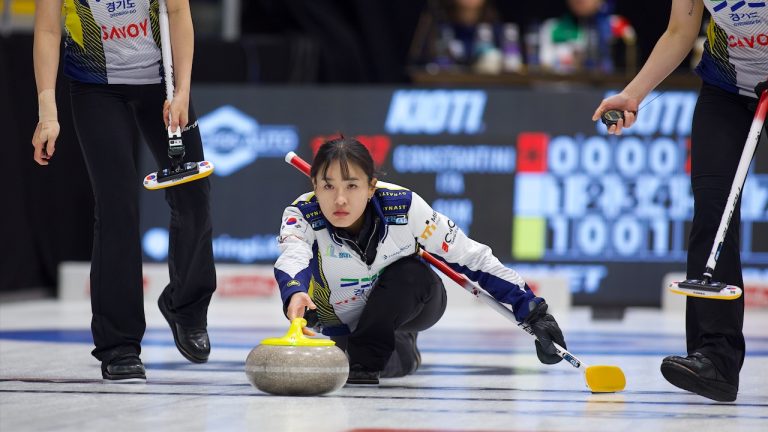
top-left (159, 0), bottom-right (174, 103)
top-left (703, 90), bottom-right (768, 278)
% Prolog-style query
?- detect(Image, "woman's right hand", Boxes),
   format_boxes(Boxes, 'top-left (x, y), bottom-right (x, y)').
top-left (32, 120), bottom-right (60, 165)
top-left (287, 292), bottom-right (318, 336)
top-left (592, 92), bottom-right (641, 135)
top-left (33, 89), bottom-right (59, 165)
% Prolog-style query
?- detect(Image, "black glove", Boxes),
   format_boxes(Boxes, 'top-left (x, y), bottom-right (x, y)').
top-left (756, 80), bottom-right (767, 98)
top-left (523, 300), bottom-right (566, 365)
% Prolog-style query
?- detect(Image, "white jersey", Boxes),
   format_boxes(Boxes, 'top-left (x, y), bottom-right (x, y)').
top-left (274, 182), bottom-right (537, 336)
top-left (697, 1), bottom-right (768, 97)
top-left (63, 0), bottom-right (162, 84)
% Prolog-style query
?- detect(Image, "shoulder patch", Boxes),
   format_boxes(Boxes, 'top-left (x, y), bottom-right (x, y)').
top-left (295, 199), bottom-right (327, 231)
top-left (375, 187), bottom-right (412, 226)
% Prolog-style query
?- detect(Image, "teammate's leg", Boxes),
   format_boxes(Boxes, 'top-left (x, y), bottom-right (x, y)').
top-left (70, 81), bottom-right (146, 379)
top-left (132, 84), bottom-right (216, 362)
top-left (661, 83), bottom-right (751, 402)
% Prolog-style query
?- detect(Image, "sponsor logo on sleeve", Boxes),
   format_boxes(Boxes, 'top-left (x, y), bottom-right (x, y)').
top-left (420, 221), bottom-right (438, 240)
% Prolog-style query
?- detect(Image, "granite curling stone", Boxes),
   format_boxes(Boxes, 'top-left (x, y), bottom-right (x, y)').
top-left (245, 318), bottom-right (349, 396)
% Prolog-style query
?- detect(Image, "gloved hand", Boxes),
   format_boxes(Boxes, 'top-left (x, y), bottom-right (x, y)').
top-left (756, 80), bottom-right (767, 98)
top-left (523, 300), bottom-right (567, 365)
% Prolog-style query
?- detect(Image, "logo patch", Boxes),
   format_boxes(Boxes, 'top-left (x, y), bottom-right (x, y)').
top-left (199, 106), bottom-right (299, 177)
top-left (420, 222), bottom-right (437, 240)
top-left (311, 219), bottom-right (326, 230)
top-left (102, 19), bottom-right (148, 40)
top-left (444, 219), bottom-right (458, 245)
top-left (326, 245), bottom-right (353, 259)
top-left (384, 214), bottom-right (409, 225)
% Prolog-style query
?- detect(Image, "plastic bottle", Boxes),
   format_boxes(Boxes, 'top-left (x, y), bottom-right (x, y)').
top-left (584, 25), bottom-right (599, 71)
top-left (596, 12), bottom-right (614, 73)
top-left (434, 25), bottom-right (456, 69)
top-left (472, 23), bottom-right (502, 74)
top-left (524, 21), bottom-right (540, 72)
top-left (501, 23), bottom-right (523, 73)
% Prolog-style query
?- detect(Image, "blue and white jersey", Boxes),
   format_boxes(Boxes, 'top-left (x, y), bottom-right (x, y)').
top-left (696, 0), bottom-right (768, 97)
top-left (63, 0), bottom-right (162, 84)
top-left (274, 181), bottom-right (537, 336)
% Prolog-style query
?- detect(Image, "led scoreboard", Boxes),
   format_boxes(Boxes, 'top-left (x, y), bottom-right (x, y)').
top-left (139, 86), bottom-right (768, 308)
top-left (513, 92), bottom-right (698, 262)
top-left (510, 91), bottom-right (767, 305)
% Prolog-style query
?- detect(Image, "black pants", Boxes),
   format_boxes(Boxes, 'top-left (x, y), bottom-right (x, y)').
top-left (334, 256), bottom-right (447, 371)
top-left (686, 83), bottom-right (756, 386)
top-left (69, 81), bottom-right (216, 364)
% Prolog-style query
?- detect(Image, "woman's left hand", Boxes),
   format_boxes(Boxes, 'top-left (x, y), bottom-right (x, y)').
top-left (163, 92), bottom-right (189, 132)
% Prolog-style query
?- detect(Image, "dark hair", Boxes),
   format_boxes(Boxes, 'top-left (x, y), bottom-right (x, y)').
top-left (311, 137), bottom-right (376, 183)
top-left (437, 0), bottom-right (500, 24)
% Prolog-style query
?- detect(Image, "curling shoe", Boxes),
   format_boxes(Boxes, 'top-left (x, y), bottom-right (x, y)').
top-left (660, 352), bottom-right (737, 402)
top-left (102, 354), bottom-right (146, 382)
top-left (158, 297), bottom-right (210, 363)
top-left (381, 331), bottom-right (421, 378)
top-left (346, 364), bottom-right (380, 385)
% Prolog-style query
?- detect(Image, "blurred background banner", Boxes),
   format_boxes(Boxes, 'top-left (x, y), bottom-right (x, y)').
top-left (3, 0), bottom-right (766, 311)
top-left (138, 86), bottom-right (768, 308)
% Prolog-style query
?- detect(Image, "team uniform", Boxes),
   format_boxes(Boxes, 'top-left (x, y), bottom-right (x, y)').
top-left (696, 0), bottom-right (768, 97)
top-left (275, 182), bottom-right (539, 334)
top-left (62, 0), bottom-right (215, 366)
top-left (63, 0), bottom-right (162, 84)
top-left (671, 1), bottom-right (767, 396)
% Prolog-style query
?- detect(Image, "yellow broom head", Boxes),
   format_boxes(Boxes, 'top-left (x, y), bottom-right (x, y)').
top-left (585, 365), bottom-right (626, 393)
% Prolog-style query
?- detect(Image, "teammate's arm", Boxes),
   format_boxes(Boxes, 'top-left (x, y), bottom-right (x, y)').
top-left (164, 0), bottom-right (194, 131)
top-left (592, 0), bottom-right (704, 134)
top-left (32, 0), bottom-right (64, 165)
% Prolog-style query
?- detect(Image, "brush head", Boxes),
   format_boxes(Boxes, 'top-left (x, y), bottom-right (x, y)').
top-left (668, 280), bottom-right (742, 300)
top-left (143, 161), bottom-right (214, 190)
top-left (585, 365), bottom-right (626, 393)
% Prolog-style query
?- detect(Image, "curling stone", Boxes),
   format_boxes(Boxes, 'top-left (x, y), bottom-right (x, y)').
top-left (245, 318), bottom-right (349, 396)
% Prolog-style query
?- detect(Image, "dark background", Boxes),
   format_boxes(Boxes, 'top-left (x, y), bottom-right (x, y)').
top-left (7, 0), bottom-right (763, 306)
top-left (237, 0), bottom-right (677, 83)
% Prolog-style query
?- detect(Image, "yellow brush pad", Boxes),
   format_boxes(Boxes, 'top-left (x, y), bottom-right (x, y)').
top-left (585, 365), bottom-right (626, 393)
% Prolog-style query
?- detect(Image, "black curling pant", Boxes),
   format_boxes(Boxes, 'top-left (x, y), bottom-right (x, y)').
top-left (685, 83), bottom-right (757, 386)
top-left (335, 255), bottom-right (447, 371)
top-left (69, 81), bottom-right (216, 364)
